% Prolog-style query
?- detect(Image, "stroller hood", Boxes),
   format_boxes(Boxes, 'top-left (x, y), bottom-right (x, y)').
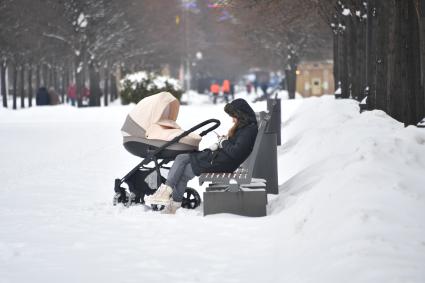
top-left (122, 92), bottom-right (201, 155)
top-left (128, 92), bottom-right (180, 130)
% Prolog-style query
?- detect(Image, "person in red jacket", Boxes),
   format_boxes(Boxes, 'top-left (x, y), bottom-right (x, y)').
top-left (67, 83), bottom-right (77, 106)
top-left (222, 79), bottom-right (230, 103)
top-left (67, 83), bottom-right (90, 106)
top-left (210, 81), bottom-right (220, 104)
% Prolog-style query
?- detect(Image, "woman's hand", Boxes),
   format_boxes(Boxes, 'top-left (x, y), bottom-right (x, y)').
top-left (218, 135), bottom-right (228, 148)
top-left (209, 142), bottom-right (219, 151)
top-left (208, 135), bottom-right (227, 151)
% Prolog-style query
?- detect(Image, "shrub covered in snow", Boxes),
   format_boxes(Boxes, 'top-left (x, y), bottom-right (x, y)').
top-left (120, 71), bottom-right (182, 104)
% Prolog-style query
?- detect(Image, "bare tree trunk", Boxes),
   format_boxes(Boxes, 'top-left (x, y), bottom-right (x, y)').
top-left (49, 65), bottom-right (58, 91)
top-left (53, 66), bottom-right (59, 94)
top-left (28, 65), bottom-right (33, 107)
top-left (20, 64), bottom-right (25, 109)
top-left (350, 14), bottom-right (362, 100)
top-left (12, 64), bottom-right (17, 110)
top-left (75, 54), bottom-right (84, 108)
top-left (341, 34), bottom-right (349, 98)
top-left (406, 0), bottom-right (421, 125)
top-left (65, 64), bottom-right (71, 103)
top-left (1, 60), bottom-right (7, 108)
top-left (89, 61), bottom-right (102, 107)
top-left (335, 9), bottom-right (343, 95)
top-left (374, 0), bottom-right (390, 111)
top-left (366, 0), bottom-right (377, 110)
top-left (61, 67), bottom-right (66, 104)
top-left (36, 63), bottom-right (41, 90)
top-left (350, 0), bottom-right (368, 102)
top-left (104, 62), bottom-right (109, 106)
top-left (333, 28), bottom-right (340, 90)
top-left (387, 1), bottom-right (398, 119)
top-left (285, 45), bottom-right (298, 100)
top-left (110, 71), bottom-right (117, 101)
top-left (359, 9), bottom-right (368, 102)
top-left (285, 67), bottom-right (297, 99)
top-left (398, 1), bottom-right (409, 124)
top-left (418, 0), bottom-right (425, 121)
top-left (341, 11), bottom-right (350, 99)
top-left (42, 64), bottom-right (48, 87)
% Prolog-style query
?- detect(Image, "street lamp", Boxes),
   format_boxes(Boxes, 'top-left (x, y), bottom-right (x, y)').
top-left (186, 51), bottom-right (203, 92)
top-left (196, 51), bottom-right (203, 60)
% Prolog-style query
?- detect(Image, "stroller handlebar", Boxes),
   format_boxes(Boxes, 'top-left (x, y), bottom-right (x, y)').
top-left (141, 119), bottom-right (221, 165)
top-left (197, 119), bottom-right (221, 137)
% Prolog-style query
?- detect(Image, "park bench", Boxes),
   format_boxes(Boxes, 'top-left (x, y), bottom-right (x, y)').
top-left (199, 112), bottom-right (272, 217)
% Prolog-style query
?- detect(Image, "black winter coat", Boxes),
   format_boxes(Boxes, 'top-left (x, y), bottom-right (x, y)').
top-left (190, 123), bottom-right (258, 176)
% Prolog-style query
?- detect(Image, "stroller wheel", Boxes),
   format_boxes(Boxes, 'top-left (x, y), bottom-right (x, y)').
top-left (151, 204), bottom-right (165, 211)
top-left (124, 192), bottom-right (136, 207)
top-left (181, 187), bottom-right (201, 209)
top-left (113, 193), bottom-right (120, 206)
top-left (113, 188), bottom-right (130, 206)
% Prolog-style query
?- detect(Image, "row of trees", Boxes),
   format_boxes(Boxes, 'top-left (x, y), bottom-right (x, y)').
top-left (227, 0), bottom-right (332, 99)
top-left (316, 0), bottom-right (425, 125)
top-left (7, 1), bottom-right (421, 126)
top-left (227, 0), bottom-right (424, 125)
top-left (1, 0), bottom-right (335, 110)
top-left (0, 0), bottom-right (184, 109)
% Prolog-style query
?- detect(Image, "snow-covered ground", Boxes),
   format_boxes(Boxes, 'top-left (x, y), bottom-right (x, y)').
top-left (0, 93), bottom-right (424, 283)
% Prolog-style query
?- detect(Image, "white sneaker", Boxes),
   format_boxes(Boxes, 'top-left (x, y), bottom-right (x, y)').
top-left (144, 184), bottom-right (168, 203)
top-left (162, 200), bottom-right (182, 214)
top-left (145, 184), bottom-right (173, 205)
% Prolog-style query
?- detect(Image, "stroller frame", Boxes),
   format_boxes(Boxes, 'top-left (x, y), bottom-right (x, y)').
top-left (114, 118), bottom-right (221, 210)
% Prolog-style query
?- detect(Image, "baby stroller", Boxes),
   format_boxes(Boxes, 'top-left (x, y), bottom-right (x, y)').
top-left (113, 92), bottom-right (220, 210)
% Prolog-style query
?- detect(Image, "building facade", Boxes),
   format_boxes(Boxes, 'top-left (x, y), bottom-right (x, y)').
top-left (296, 61), bottom-right (334, 97)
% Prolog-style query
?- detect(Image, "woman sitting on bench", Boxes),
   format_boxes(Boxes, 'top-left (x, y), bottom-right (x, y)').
top-left (145, 98), bottom-right (258, 214)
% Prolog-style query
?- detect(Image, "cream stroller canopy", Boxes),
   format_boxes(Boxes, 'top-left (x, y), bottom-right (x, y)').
top-left (128, 91), bottom-right (180, 132)
top-left (121, 92), bottom-right (202, 155)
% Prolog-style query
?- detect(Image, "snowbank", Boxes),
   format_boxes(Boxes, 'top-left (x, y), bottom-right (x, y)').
top-left (271, 96), bottom-right (425, 282)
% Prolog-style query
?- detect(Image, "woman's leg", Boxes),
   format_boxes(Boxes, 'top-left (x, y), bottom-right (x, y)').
top-left (171, 164), bottom-right (195, 202)
top-left (146, 153), bottom-right (191, 204)
top-left (165, 153), bottom-right (191, 189)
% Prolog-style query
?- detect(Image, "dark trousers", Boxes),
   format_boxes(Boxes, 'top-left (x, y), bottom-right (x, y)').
top-left (223, 91), bottom-right (229, 103)
top-left (213, 93), bottom-right (218, 104)
top-left (165, 154), bottom-right (195, 202)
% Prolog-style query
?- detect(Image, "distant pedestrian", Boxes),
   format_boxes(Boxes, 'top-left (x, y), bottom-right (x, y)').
top-left (260, 81), bottom-right (269, 100)
top-left (246, 82), bottom-right (252, 95)
top-left (280, 77), bottom-right (286, 90)
top-left (222, 79), bottom-right (230, 103)
top-left (253, 79), bottom-right (258, 94)
top-left (48, 87), bottom-right (60, 105)
top-left (210, 81), bottom-right (220, 104)
top-left (67, 83), bottom-right (77, 106)
top-left (36, 87), bottom-right (50, 106)
top-left (82, 85), bottom-right (90, 106)
top-left (259, 73), bottom-right (269, 100)
top-left (83, 86), bottom-right (90, 99)
top-left (230, 81), bottom-right (235, 101)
